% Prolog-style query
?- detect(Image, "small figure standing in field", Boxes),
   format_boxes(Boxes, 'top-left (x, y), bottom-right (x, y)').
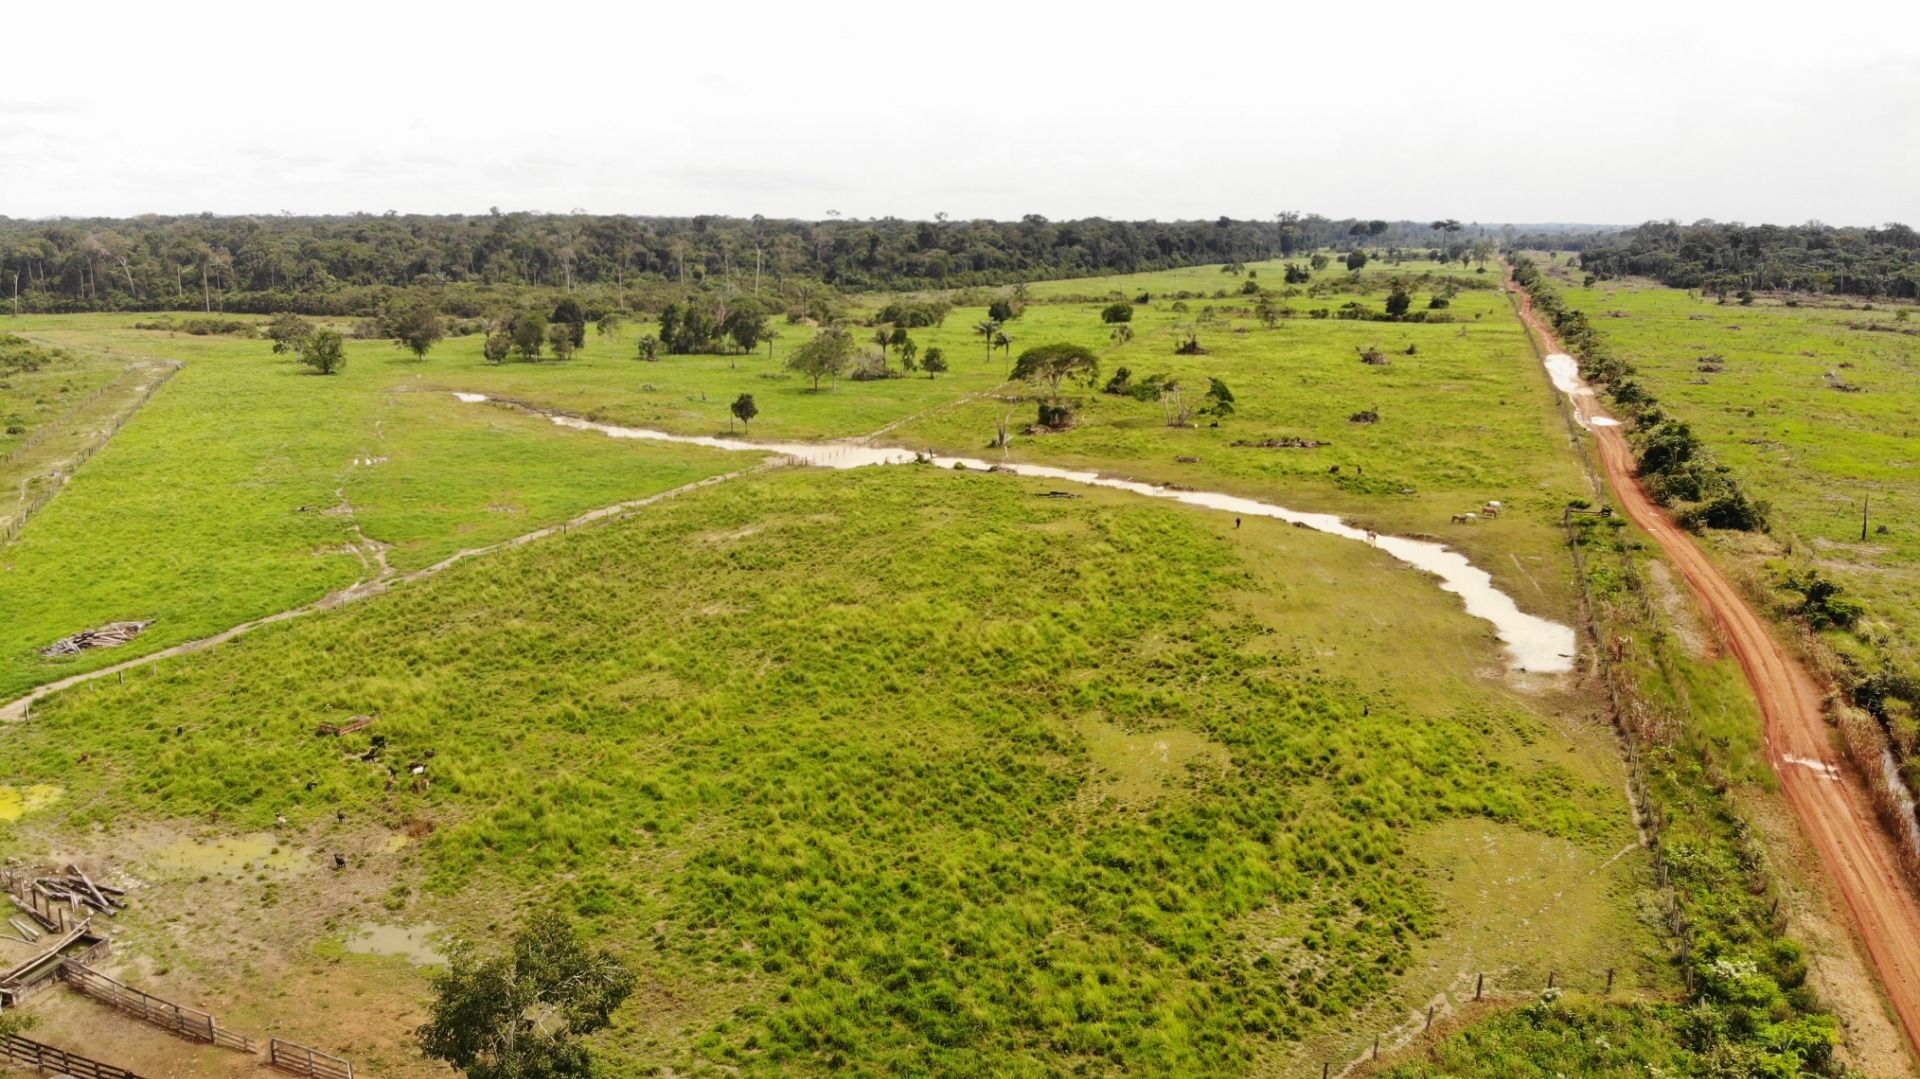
top-left (1235, 517), bottom-right (1241, 529)
top-left (1366, 529), bottom-right (1378, 545)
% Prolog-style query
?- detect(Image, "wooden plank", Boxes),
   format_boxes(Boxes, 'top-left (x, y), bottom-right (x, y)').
top-left (65, 864), bottom-right (119, 914)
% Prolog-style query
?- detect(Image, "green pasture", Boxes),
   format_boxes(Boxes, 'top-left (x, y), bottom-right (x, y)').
top-left (2, 465), bottom-right (1653, 1075)
top-left (1013, 255), bottom-right (1500, 302)
top-left (1558, 279), bottom-right (1920, 680)
top-left (2, 260), bottom-right (1586, 700)
top-left (0, 316), bottom-right (740, 699)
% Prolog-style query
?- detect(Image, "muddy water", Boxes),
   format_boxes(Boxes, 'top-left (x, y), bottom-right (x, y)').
top-left (455, 395), bottom-right (1578, 672)
top-left (155, 833), bottom-right (307, 874)
top-left (345, 922), bottom-right (445, 965)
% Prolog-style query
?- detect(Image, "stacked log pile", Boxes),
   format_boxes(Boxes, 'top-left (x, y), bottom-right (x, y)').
top-left (39, 621), bottom-right (155, 657)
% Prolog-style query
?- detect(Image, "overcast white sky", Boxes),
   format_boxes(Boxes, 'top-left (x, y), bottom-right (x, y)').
top-left (3, 0), bottom-right (1915, 225)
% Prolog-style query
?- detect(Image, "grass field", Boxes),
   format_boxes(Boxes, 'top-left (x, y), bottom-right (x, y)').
top-left (1544, 263), bottom-right (1920, 766)
top-left (0, 259), bottom-right (1672, 1074)
top-left (0, 465), bottom-right (1654, 1075)
top-left (0, 317), bottom-right (744, 699)
top-left (2, 259), bottom-right (1581, 700)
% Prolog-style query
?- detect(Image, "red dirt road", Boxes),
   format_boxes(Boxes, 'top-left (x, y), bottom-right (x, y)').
top-left (1511, 283), bottom-right (1920, 1059)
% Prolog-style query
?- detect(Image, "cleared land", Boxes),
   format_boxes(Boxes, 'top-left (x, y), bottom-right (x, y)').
top-left (1554, 270), bottom-right (1920, 675)
top-left (0, 259), bottom-right (1661, 1074)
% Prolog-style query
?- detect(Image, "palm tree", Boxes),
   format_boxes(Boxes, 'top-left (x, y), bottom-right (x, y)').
top-left (873, 328), bottom-right (892, 365)
top-left (975, 318), bottom-right (1001, 364)
top-left (994, 332), bottom-right (1013, 376)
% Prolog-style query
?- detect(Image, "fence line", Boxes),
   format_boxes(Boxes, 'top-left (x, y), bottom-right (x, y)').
top-left (1327, 278), bottom-right (1697, 1076)
top-left (0, 364), bottom-right (139, 467)
top-left (1, 360), bottom-right (179, 546)
top-left (58, 961), bottom-right (255, 1053)
top-left (0, 1032), bottom-right (147, 1079)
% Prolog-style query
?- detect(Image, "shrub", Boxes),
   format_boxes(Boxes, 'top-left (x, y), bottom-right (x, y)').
top-left (1035, 402), bottom-right (1074, 429)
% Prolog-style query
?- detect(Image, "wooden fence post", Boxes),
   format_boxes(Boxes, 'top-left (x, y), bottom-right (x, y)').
top-left (1474, 972), bottom-right (1483, 1001)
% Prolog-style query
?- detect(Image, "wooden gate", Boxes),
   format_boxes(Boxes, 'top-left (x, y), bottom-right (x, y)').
top-left (268, 1037), bottom-right (355, 1079)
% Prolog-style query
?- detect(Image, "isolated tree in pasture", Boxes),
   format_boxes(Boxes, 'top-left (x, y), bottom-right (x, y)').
top-left (483, 332), bottom-right (511, 365)
top-left (1384, 284), bottom-right (1412, 319)
top-left (298, 330), bottom-right (346, 375)
top-left (386, 299), bottom-right (444, 360)
top-left (510, 312), bottom-right (548, 363)
top-left (417, 912), bottom-right (636, 1079)
top-left (1345, 250), bottom-right (1368, 272)
top-left (900, 339), bottom-right (919, 372)
top-left (987, 298), bottom-right (1019, 323)
top-left (1309, 253), bottom-right (1330, 272)
top-left (266, 312), bottom-right (315, 355)
top-left (872, 328), bottom-right (893, 366)
top-left (1158, 377), bottom-right (1191, 427)
top-left (547, 322), bottom-right (578, 361)
top-left (1469, 239), bottom-right (1497, 268)
top-left (637, 335), bottom-right (659, 362)
top-left (759, 328), bottom-right (780, 357)
top-left (1110, 324), bottom-right (1134, 346)
top-left (994, 331), bottom-right (1013, 369)
top-left (921, 346), bottom-right (947, 379)
top-left (550, 297), bottom-right (587, 348)
top-left (596, 312), bottom-right (625, 340)
top-left (787, 325), bottom-right (855, 390)
top-left (1201, 377), bottom-right (1235, 421)
top-left (730, 393), bottom-right (757, 433)
top-left (1101, 302), bottom-right (1134, 324)
top-left (975, 318), bottom-right (1001, 363)
top-left (1012, 342), bottom-right (1099, 399)
top-left (888, 326), bottom-right (910, 355)
top-left (1254, 294), bottom-right (1283, 327)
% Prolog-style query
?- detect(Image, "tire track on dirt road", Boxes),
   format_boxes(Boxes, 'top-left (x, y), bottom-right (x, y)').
top-left (1511, 280), bottom-right (1920, 1061)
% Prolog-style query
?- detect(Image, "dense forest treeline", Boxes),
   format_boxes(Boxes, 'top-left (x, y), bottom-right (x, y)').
top-left (0, 212), bottom-right (1531, 316)
top-left (1570, 220), bottom-right (1920, 299)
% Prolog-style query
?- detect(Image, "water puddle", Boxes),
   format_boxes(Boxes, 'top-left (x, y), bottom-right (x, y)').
top-left (155, 833), bottom-right (307, 875)
top-left (0, 784), bottom-right (62, 822)
top-left (345, 922), bottom-right (445, 965)
top-left (1783, 753), bottom-right (1843, 780)
top-left (453, 394), bottom-right (1578, 672)
top-left (1541, 352), bottom-right (1629, 435)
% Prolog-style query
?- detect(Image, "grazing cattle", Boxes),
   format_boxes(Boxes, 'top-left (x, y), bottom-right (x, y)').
top-left (1451, 513), bottom-right (1478, 524)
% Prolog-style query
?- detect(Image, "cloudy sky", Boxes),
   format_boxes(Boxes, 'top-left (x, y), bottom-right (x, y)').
top-left (4, 0), bottom-right (1915, 225)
